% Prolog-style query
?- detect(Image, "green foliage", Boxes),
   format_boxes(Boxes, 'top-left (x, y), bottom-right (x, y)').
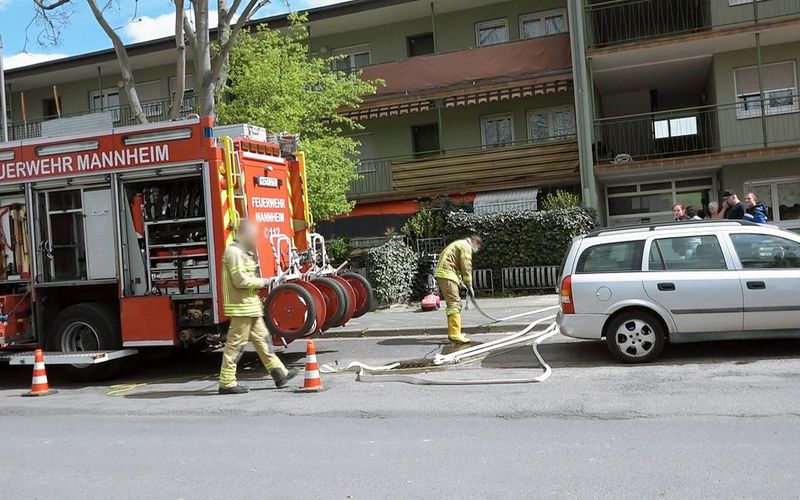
top-left (326, 237), bottom-right (351, 264)
top-left (364, 237), bottom-right (420, 304)
top-left (444, 207), bottom-right (596, 285)
top-left (218, 13), bottom-right (382, 220)
top-left (541, 190), bottom-right (582, 211)
top-left (401, 197), bottom-right (474, 241)
top-left (401, 207), bottom-right (436, 240)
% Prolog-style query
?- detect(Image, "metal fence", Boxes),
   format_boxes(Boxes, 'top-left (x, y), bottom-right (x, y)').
top-left (594, 93), bottom-right (800, 163)
top-left (586, 0), bottom-right (800, 49)
top-left (7, 95), bottom-right (199, 141)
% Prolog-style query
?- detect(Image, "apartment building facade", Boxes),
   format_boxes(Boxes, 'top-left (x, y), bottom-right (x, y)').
top-left (572, 0), bottom-right (800, 229)
top-left (2, 0), bottom-right (581, 242)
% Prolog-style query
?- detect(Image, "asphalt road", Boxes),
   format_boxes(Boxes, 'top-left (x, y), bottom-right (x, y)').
top-left (3, 333), bottom-right (800, 498)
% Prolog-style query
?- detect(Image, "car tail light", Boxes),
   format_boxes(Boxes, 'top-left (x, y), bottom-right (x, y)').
top-left (560, 275), bottom-right (575, 314)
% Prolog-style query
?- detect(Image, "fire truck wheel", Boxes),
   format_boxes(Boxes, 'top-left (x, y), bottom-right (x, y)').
top-left (264, 283), bottom-right (317, 340)
top-left (328, 275), bottom-right (357, 327)
top-left (341, 272), bottom-right (374, 318)
top-left (310, 277), bottom-right (347, 331)
top-left (48, 302), bottom-right (124, 382)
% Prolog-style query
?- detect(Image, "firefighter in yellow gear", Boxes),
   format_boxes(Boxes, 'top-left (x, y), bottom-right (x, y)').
top-left (434, 234), bottom-right (482, 344)
top-left (218, 220), bottom-right (297, 394)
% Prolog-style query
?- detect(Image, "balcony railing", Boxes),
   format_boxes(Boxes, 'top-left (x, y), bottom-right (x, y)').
top-left (594, 93), bottom-right (800, 163)
top-left (586, 0), bottom-right (800, 49)
top-left (350, 136), bottom-right (580, 199)
top-left (7, 95), bottom-right (199, 141)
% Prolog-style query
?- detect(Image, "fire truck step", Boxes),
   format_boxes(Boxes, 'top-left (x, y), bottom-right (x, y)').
top-left (0, 349), bottom-right (138, 366)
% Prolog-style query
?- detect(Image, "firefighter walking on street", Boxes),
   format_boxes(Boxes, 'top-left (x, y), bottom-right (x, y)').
top-left (435, 234), bottom-right (482, 344)
top-left (218, 220), bottom-right (297, 394)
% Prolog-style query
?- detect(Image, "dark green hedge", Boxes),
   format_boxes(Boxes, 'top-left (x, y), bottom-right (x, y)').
top-left (443, 207), bottom-right (596, 276)
top-left (364, 237), bottom-right (419, 305)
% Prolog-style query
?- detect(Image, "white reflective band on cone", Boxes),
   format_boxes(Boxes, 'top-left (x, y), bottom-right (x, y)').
top-left (32, 376), bottom-right (48, 385)
top-left (304, 370), bottom-right (320, 379)
top-left (34, 362), bottom-right (45, 370)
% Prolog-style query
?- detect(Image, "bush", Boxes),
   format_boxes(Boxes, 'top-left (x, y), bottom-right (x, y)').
top-left (326, 237), bottom-right (351, 264)
top-left (443, 207), bottom-right (596, 286)
top-left (541, 189), bottom-right (582, 211)
top-left (401, 197), bottom-right (473, 242)
top-left (364, 237), bottom-right (420, 304)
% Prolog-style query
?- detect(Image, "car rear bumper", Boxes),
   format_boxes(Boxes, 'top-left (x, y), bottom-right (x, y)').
top-left (557, 311), bottom-right (607, 340)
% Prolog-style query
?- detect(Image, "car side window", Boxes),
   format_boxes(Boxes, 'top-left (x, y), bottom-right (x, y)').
top-left (576, 240), bottom-right (644, 274)
top-left (730, 233), bottom-right (800, 269)
top-left (648, 235), bottom-right (727, 271)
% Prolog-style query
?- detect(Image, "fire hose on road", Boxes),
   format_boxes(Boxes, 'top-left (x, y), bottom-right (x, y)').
top-left (319, 303), bottom-right (561, 386)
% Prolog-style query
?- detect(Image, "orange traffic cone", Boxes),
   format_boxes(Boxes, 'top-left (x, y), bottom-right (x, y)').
top-left (22, 349), bottom-right (56, 397)
top-left (296, 340), bottom-right (325, 393)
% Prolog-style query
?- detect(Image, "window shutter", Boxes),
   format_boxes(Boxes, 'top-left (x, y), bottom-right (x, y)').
top-left (735, 66), bottom-right (759, 95)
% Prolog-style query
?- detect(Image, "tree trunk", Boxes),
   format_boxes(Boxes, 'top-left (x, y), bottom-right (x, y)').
top-left (86, 0), bottom-right (147, 124)
top-left (170, 0), bottom-right (187, 120)
top-left (193, 1), bottom-right (216, 118)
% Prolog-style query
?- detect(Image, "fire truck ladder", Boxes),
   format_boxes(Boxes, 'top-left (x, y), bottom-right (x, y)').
top-left (221, 136), bottom-right (262, 273)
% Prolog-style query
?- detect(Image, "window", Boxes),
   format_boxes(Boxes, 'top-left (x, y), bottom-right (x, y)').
top-left (520, 9), bottom-right (567, 39)
top-left (333, 45), bottom-right (371, 73)
top-left (475, 19), bottom-right (508, 47)
top-left (576, 241), bottom-right (645, 274)
top-left (731, 234), bottom-right (800, 269)
top-left (743, 178), bottom-right (800, 224)
top-left (606, 178), bottom-right (714, 225)
top-left (135, 80), bottom-right (164, 119)
top-left (652, 116), bottom-right (698, 139)
top-left (480, 114), bottom-right (514, 147)
top-left (407, 33), bottom-right (434, 57)
top-left (527, 107), bottom-right (576, 141)
top-left (169, 75), bottom-right (196, 114)
top-left (648, 236), bottom-right (727, 271)
top-left (412, 123), bottom-right (440, 158)
top-left (734, 61), bottom-right (798, 119)
top-left (89, 88), bottom-right (121, 123)
top-left (728, 0), bottom-right (763, 5)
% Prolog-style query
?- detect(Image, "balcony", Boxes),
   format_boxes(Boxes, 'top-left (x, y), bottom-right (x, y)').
top-left (349, 138), bottom-right (579, 200)
top-left (594, 93), bottom-right (800, 164)
top-left (6, 95), bottom-right (199, 141)
top-left (358, 34), bottom-right (572, 99)
top-left (586, 0), bottom-right (800, 50)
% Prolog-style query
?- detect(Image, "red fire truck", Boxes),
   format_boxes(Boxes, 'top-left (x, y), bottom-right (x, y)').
top-left (0, 116), bottom-right (371, 379)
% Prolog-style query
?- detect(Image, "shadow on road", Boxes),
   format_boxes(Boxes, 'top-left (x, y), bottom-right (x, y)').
top-left (482, 338), bottom-right (800, 369)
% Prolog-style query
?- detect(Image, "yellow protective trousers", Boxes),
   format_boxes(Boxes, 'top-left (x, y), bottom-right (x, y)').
top-left (436, 277), bottom-right (462, 317)
top-left (219, 316), bottom-right (287, 389)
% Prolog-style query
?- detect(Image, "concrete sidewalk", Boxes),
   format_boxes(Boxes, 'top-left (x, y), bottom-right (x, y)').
top-left (328, 294), bottom-right (559, 337)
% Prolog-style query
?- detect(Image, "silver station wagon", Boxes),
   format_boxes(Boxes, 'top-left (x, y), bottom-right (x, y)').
top-left (557, 220), bottom-right (800, 363)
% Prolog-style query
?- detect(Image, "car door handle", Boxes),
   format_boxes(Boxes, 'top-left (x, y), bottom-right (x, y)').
top-left (746, 281), bottom-right (766, 290)
top-left (657, 282), bottom-right (676, 291)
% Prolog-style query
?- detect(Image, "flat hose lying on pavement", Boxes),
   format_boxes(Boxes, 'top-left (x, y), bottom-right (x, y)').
top-left (319, 304), bottom-right (561, 386)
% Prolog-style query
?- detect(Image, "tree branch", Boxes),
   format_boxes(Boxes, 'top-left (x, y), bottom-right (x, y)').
top-left (85, 0), bottom-right (148, 123)
top-left (210, 0), bottom-right (269, 84)
top-left (170, 0), bottom-right (187, 120)
top-left (33, 0), bottom-right (72, 9)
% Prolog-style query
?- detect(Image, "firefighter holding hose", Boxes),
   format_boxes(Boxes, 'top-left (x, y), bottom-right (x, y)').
top-left (218, 220), bottom-right (297, 394)
top-left (435, 234), bottom-right (482, 344)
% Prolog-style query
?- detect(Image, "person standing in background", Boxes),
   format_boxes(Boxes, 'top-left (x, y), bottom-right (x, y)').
top-left (722, 190), bottom-right (746, 220)
top-left (744, 192), bottom-right (768, 224)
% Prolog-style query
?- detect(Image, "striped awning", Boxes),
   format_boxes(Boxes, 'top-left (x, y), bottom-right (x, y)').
top-left (343, 100), bottom-right (433, 121)
top-left (444, 80), bottom-right (571, 108)
top-left (342, 79), bottom-right (572, 121)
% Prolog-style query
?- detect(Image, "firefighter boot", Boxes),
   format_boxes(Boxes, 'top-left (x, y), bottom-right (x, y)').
top-left (271, 368), bottom-right (298, 388)
top-left (447, 313), bottom-right (471, 344)
top-left (218, 384), bottom-right (250, 395)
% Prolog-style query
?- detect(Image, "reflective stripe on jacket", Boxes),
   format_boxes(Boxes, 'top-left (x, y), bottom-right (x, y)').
top-left (434, 239), bottom-right (473, 285)
top-left (222, 241), bottom-right (268, 318)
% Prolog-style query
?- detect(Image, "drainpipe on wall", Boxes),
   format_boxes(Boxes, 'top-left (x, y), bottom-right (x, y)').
top-left (431, 2), bottom-right (444, 154)
top-left (0, 35), bottom-right (8, 142)
top-left (567, 0), bottom-right (599, 212)
top-left (97, 66), bottom-right (104, 112)
top-left (755, 32), bottom-right (768, 148)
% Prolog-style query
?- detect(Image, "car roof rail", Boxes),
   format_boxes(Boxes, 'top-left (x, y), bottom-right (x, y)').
top-left (584, 219), bottom-right (761, 238)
